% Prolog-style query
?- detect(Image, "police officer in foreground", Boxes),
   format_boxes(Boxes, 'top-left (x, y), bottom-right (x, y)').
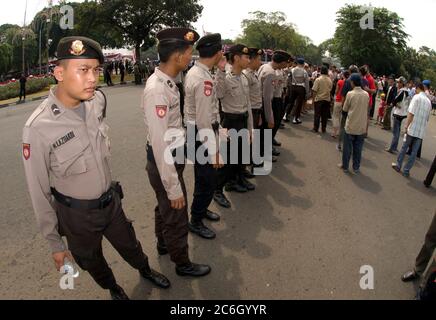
top-left (184, 33), bottom-right (223, 239)
top-left (22, 36), bottom-right (170, 301)
top-left (143, 28), bottom-right (211, 277)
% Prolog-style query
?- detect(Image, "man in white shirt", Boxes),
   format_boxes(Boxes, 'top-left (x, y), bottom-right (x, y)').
top-left (392, 83), bottom-right (432, 177)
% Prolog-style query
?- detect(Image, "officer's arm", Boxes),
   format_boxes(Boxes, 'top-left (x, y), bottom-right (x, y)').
top-left (143, 91), bottom-right (183, 201)
top-left (215, 69), bottom-right (227, 99)
top-left (22, 127), bottom-right (66, 254)
top-left (194, 80), bottom-right (214, 134)
top-left (263, 74), bottom-right (274, 124)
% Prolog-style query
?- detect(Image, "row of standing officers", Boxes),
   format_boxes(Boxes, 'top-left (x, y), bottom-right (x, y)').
top-left (22, 27), bottom-right (306, 300)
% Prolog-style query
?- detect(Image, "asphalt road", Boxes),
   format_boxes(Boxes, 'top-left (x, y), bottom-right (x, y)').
top-left (0, 84), bottom-right (435, 300)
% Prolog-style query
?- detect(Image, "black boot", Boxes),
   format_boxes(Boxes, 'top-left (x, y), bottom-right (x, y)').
top-left (239, 176), bottom-right (255, 191)
top-left (139, 266), bottom-right (171, 289)
top-left (109, 284), bottom-right (130, 300)
top-left (205, 210), bottom-right (221, 222)
top-left (225, 181), bottom-right (248, 193)
top-left (176, 263), bottom-right (211, 277)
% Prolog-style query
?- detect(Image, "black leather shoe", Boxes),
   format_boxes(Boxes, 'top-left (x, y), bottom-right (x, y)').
top-left (239, 177), bottom-right (255, 191)
top-left (243, 168), bottom-right (255, 179)
top-left (273, 139), bottom-right (282, 147)
top-left (279, 123), bottom-right (285, 129)
top-left (140, 268), bottom-right (171, 289)
top-left (157, 241), bottom-right (168, 256)
top-left (283, 118), bottom-right (291, 123)
top-left (176, 263), bottom-right (211, 277)
top-left (205, 210), bottom-right (220, 222)
top-left (401, 270), bottom-right (419, 282)
top-left (213, 192), bottom-right (231, 208)
top-left (189, 221), bottom-right (216, 239)
top-left (109, 285), bottom-right (130, 300)
top-left (225, 181), bottom-right (248, 193)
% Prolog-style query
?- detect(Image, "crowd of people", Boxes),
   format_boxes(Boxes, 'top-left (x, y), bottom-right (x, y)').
top-left (21, 29), bottom-right (435, 301)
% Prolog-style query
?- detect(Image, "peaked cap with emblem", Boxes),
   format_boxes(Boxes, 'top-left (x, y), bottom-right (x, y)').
top-left (56, 36), bottom-right (105, 64)
top-left (248, 47), bottom-right (264, 58)
top-left (273, 50), bottom-right (293, 63)
top-left (196, 33), bottom-right (222, 50)
top-left (156, 27), bottom-right (200, 50)
top-left (229, 44), bottom-right (250, 56)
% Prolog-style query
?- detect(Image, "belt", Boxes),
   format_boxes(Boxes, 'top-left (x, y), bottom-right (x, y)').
top-left (52, 187), bottom-right (114, 210)
top-left (222, 112), bottom-right (249, 120)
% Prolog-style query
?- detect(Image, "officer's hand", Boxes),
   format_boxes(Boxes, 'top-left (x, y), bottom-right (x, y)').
top-left (171, 196), bottom-right (186, 210)
top-left (52, 251), bottom-right (73, 272)
top-left (268, 122), bottom-right (275, 129)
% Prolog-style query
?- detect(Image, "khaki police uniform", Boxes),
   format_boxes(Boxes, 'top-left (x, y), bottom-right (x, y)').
top-left (184, 61), bottom-right (220, 223)
top-left (143, 67), bottom-right (190, 265)
top-left (289, 63), bottom-right (310, 122)
top-left (215, 66), bottom-right (253, 189)
top-left (22, 87), bottom-right (151, 290)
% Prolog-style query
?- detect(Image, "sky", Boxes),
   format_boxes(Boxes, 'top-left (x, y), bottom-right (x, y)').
top-left (1, 0), bottom-right (436, 51)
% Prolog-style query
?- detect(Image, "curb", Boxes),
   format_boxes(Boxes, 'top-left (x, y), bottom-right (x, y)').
top-left (0, 81), bottom-right (137, 109)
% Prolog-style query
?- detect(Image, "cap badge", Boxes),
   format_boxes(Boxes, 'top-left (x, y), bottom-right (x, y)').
top-left (242, 47), bottom-right (249, 54)
top-left (184, 32), bottom-right (195, 42)
top-left (70, 40), bottom-right (86, 56)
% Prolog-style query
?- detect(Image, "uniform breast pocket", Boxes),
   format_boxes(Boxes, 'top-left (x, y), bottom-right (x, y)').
top-left (52, 139), bottom-right (89, 177)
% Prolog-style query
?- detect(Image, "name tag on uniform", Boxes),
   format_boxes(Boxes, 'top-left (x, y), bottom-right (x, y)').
top-left (52, 131), bottom-right (76, 149)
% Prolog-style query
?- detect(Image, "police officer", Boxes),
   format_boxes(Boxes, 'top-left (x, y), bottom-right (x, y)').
top-left (143, 28), bottom-right (211, 277)
top-left (288, 57), bottom-right (310, 124)
top-left (22, 36), bottom-right (170, 300)
top-left (184, 33), bottom-right (223, 239)
top-left (243, 48), bottom-right (264, 174)
top-left (215, 44), bottom-right (254, 194)
top-left (258, 51), bottom-right (291, 162)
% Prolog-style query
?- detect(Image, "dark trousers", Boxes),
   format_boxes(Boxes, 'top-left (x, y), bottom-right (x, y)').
top-left (288, 85), bottom-right (306, 120)
top-left (19, 86), bottom-right (26, 100)
top-left (424, 155), bottom-right (436, 187)
top-left (56, 192), bottom-right (149, 290)
top-left (252, 108), bottom-right (262, 130)
top-left (120, 71), bottom-right (125, 83)
top-left (146, 147), bottom-right (190, 266)
top-left (216, 113), bottom-right (248, 191)
top-left (389, 115), bottom-right (407, 152)
top-left (342, 132), bottom-right (365, 171)
top-left (415, 213), bottom-right (436, 275)
top-left (383, 105), bottom-right (393, 129)
top-left (272, 98), bottom-right (284, 138)
top-left (191, 144), bottom-right (217, 222)
top-left (314, 100), bottom-right (331, 132)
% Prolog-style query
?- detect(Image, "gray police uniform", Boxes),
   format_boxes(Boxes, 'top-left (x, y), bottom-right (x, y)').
top-left (184, 61), bottom-right (220, 222)
top-left (215, 68), bottom-right (253, 188)
top-left (143, 67), bottom-right (190, 266)
top-left (243, 67), bottom-right (262, 130)
top-left (22, 87), bottom-right (150, 290)
top-left (289, 65), bottom-right (310, 121)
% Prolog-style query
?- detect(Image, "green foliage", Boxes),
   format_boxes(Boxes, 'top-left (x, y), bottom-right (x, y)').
top-left (99, 0), bottom-right (203, 60)
top-left (329, 4), bottom-right (409, 75)
top-left (236, 11), bottom-right (323, 65)
top-left (0, 77), bottom-right (55, 100)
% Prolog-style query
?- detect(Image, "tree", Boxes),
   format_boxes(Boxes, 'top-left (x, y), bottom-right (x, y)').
top-left (99, 0), bottom-right (203, 61)
top-left (237, 11), bottom-right (323, 64)
top-left (330, 4), bottom-right (409, 75)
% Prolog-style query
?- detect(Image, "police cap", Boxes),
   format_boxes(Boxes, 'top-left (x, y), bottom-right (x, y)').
top-left (56, 36), bottom-right (105, 64)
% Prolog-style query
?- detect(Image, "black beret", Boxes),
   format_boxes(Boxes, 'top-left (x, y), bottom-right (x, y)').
top-left (273, 50), bottom-right (292, 63)
top-left (157, 27), bottom-right (200, 47)
top-left (56, 36), bottom-right (104, 64)
top-left (197, 33), bottom-right (222, 50)
top-left (248, 48), bottom-right (264, 57)
top-left (229, 44), bottom-right (249, 56)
